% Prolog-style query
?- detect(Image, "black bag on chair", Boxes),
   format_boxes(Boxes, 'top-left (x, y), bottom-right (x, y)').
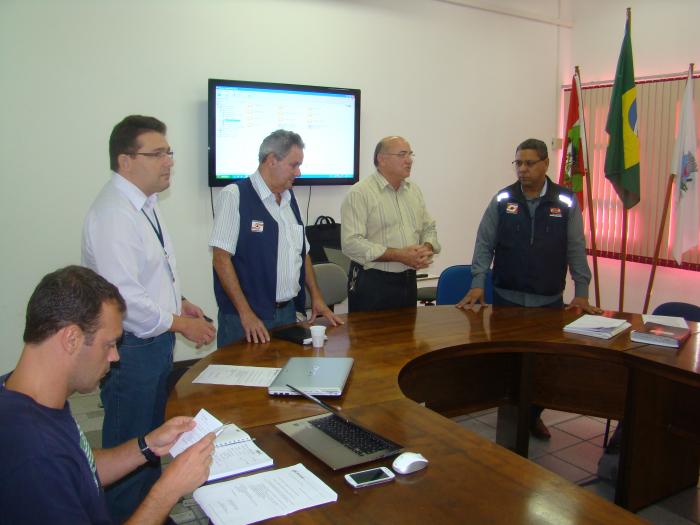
top-left (306, 216), bottom-right (341, 263)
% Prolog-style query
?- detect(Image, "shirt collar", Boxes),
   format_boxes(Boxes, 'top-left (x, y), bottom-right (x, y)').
top-left (250, 170), bottom-right (291, 206)
top-left (111, 172), bottom-right (158, 211)
top-left (372, 170), bottom-right (409, 192)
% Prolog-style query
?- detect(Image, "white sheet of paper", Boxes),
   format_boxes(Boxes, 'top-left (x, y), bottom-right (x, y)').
top-left (192, 364), bottom-right (282, 387)
top-left (170, 408), bottom-right (222, 457)
top-left (194, 463), bottom-right (337, 525)
top-left (641, 315), bottom-right (689, 329)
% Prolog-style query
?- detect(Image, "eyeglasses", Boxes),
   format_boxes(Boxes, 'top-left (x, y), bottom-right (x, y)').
top-left (512, 158), bottom-right (545, 168)
top-left (132, 150), bottom-right (174, 160)
top-left (383, 151), bottom-right (415, 159)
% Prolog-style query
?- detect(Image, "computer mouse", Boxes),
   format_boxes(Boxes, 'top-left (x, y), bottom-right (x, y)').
top-left (391, 452), bottom-right (428, 475)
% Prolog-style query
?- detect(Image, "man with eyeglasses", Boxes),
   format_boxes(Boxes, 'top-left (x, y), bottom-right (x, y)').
top-left (457, 138), bottom-right (600, 439)
top-left (341, 136), bottom-right (440, 312)
top-left (81, 115), bottom-right (216, 522)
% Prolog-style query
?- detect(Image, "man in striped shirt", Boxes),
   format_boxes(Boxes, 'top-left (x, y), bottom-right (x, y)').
top-left (341, 136), bottom-right (440, 312)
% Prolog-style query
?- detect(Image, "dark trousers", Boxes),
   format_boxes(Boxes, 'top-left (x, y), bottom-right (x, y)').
top-left (347, 262), bottom-right (417, 313)
top-left (492, 290), bottom-right (564, 424)
top-left (101, 331), bottom-right (174, 524)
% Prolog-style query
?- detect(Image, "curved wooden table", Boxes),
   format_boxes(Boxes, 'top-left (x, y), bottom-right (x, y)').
top-left (168, 306), bottom-right (700, 523)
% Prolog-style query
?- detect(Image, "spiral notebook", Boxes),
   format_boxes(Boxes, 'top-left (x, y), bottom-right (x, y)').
top-left (208, 424), bottom-right (273, 482)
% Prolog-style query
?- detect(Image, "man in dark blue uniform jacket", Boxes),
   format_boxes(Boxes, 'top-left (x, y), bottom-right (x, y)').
top-left (458, 138), bottom-right (602, 439)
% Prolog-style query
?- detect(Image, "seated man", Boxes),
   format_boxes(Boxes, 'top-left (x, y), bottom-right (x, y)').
top-left (0, 266), bottom-right (214, 525)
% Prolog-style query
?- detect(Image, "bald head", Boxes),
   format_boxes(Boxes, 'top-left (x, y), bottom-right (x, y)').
top-left (373, 136), bottom-right (405, 167)
top-left (373, 136), bottom-right (414, 188)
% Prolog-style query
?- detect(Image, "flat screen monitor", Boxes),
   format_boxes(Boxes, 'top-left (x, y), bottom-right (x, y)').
top-left (208, 79), bottom-right (361, 187)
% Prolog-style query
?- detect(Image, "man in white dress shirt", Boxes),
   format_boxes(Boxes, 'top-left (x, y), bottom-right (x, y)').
top-left (210, 129), bottom-right (342, 346)
top-left (82, 115), bottom-right (215, 523)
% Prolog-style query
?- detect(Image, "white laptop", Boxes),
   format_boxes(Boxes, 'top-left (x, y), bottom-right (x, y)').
top-left (267, 357), bottom-right (353, 397)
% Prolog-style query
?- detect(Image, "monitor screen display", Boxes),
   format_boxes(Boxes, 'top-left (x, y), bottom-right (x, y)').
top-left (208, 79), bottom-right (361, 187)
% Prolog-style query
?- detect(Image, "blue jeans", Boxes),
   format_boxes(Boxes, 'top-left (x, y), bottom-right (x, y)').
top-left (217, 302), bottom-right (296, 347)
top-left (100, 331), bottom-right (174, 524)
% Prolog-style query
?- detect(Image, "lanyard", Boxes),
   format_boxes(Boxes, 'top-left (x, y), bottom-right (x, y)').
top-left (141, 208), bottom-right (164, 248)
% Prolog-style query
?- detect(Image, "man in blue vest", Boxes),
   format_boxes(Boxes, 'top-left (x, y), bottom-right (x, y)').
top-left (457, 138), bottom-right (602, 439)
top-left (210, 130), bottom-right (343, 347)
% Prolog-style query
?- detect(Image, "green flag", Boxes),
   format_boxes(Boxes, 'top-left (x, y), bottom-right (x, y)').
top-left (604, 14), bottom-right (640, 209)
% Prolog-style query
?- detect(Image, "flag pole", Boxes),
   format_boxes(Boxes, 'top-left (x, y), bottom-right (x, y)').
top-left (576, 66), bottom-right (600, 307)
top-left (643, 174), bottom-right (676, 313)
top-left (643, 62), bottom-right (696, 312)
top-left (619, 208), bottom-right (627, 312)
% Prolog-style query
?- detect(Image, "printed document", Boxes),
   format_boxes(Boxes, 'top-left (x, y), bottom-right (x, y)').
top-left (193, 364), bottom-right (282, 387)
top-left (194, 463), bottom-right (337, 525)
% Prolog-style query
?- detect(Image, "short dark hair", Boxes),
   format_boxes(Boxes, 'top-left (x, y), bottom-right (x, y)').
top-left (109, 115), bottom-right (167, 171)
top-left (258, 129), bottom-right (304, 163)
top-left (23, 266), bottom-right (126, 345)
top-left (516, 138), bottom-right (548, 160)
top-left (373, 139), bottom-right (386, 167)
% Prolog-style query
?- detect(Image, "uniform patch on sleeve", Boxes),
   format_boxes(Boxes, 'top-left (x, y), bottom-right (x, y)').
top-left (506, 202), bottom-right (519, 214)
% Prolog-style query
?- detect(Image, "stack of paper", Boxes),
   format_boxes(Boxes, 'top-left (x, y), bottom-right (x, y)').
top-left (563, 315), bottom-right (631, 340)
top-left (194, 463), bottom-right (337, 525)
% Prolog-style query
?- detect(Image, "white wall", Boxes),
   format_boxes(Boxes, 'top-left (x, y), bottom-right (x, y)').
top-left (0, 0), bottom-right (564, 372)
top-left (559, 0), bottom-right (700, 311)
top-left (1, 0), bottom-right (696, 373)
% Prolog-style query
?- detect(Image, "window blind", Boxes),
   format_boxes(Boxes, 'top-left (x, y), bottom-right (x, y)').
top-left (563, 74), bottom-right (700, 271)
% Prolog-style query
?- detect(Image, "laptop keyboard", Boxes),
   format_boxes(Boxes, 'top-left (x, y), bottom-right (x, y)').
top-left (310, 415), bottom-right (399, 456)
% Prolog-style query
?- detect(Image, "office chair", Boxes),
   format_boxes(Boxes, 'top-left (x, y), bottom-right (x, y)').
top-left (323, 247), bottom-right (351, 275)
top-left (305, 262), bottom-right (348, 311)
top-left (652, 301), bottom-right (700, 322)
top-left (436, 265), bottom-right (494, 305)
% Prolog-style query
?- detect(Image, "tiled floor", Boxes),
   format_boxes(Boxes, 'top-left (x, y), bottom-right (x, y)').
top-left (71, 390), bottom-right (700, 524)
top-left (456, 408), bottom-right (700, 524)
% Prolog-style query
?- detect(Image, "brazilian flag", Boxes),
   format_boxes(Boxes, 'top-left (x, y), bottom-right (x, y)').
top-left (604, 14), bottom-right (640, 209)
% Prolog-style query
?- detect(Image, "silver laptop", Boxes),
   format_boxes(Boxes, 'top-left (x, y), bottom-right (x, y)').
top-left (276, 384), bottom-right (403, 470)
top-left (268, 357), bottom-right (353, 397)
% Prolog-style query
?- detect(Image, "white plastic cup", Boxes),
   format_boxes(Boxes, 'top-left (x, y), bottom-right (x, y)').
top-left (310, 325), bottom-right (326, 348)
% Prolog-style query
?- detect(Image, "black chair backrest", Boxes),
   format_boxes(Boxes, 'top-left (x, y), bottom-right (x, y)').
top-left (652, 302), bottom-right (700, 322)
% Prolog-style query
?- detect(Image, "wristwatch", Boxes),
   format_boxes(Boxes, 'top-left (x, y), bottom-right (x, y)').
top-left (138, 435), bottom-right (159, 464)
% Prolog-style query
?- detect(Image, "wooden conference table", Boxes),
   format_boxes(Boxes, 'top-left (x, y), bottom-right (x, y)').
top-left (167, 306), bottom-right (700, 523)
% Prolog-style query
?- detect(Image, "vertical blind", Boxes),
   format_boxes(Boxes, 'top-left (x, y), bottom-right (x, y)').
top-left (563, 75), bottom-right (700, 271)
